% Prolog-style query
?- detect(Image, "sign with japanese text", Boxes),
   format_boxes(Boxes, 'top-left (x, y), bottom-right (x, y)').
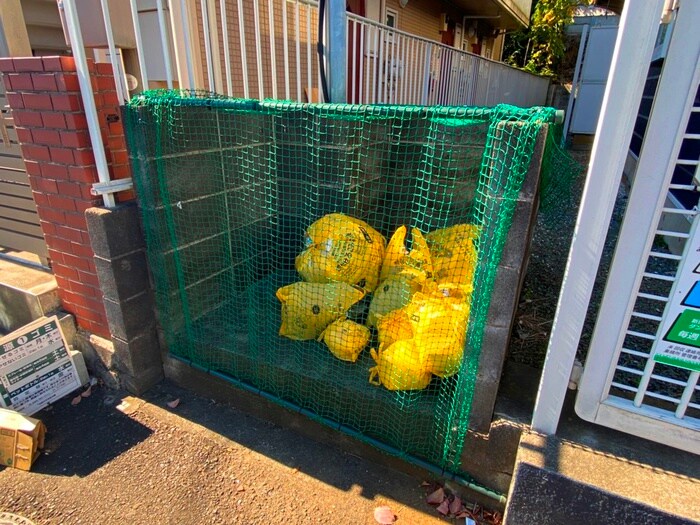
top-left (0, 316), bottom-right (82, 415)
top-left (652, 220), bottom-right (700, 372)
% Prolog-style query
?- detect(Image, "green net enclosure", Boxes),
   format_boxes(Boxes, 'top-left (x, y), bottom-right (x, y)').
top-left (124, 91), bottom-right (558, 473)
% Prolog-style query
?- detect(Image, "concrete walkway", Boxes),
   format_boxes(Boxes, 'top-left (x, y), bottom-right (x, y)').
top-left (0, 380), bottom-right (466, 525)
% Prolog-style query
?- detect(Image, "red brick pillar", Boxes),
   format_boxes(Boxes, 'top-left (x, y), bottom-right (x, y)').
top-left (0, 56), bottom-right (132, 337)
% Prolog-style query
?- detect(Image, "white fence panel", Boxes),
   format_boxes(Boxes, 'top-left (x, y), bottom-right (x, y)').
top-left (347, 13), bottom-right (549, 107)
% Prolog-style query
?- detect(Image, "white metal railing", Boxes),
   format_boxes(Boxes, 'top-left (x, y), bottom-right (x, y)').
top-left (346, 13), bottom-right (550, 107)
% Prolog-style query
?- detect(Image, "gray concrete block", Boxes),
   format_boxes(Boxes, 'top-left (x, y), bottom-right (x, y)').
top-left (86, 204), bottom-right (145, 259)
top-left (95, 250), bottom-right (150, 303)
top-left (119, 365), bottom-right (163, 395)
top-left (499, 199), bottom-right (538, 270)
top-left (112, 328), bottom-right (162, 374)
top-left (515, 126), bottom-right (546, 201)
top-left (485, 265), bottom-right (521, 329)
top-left (73, 331), bottom-right (119, 389)
top-left (103, 291), bottom-right (155, 341)
top-left (468, 324), bottom-right (512, 433)
top-left (57, 311), bottom-right (77, 346)
top-left (459, 419), bottom-right (525, 495)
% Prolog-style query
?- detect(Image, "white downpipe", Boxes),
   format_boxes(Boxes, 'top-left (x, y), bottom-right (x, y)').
top-left (156, 0), bottom-right (174, 89)
top-left (531, 0), bottom-right (666, 434)
top-left (253, 0), bottom-right (265, 99)
top-left (99, 0), bottom-right (128, 102)
top-left (268, 0), bottom-right (278, 99)
top-left (61, 0), bottom-right (115, 208)
top-left (129, 0), bottom-right (149, 90)
top-left (282, 0), bottom-right (290, 100)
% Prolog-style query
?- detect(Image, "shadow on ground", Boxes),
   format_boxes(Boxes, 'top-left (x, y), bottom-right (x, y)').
top-left (26, 392), bottom-right (153, 477)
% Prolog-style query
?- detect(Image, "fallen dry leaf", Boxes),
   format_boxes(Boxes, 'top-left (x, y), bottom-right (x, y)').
top-left (373, 506), bottom-right (396, 524)
top-left (167, 398), bottom-right (180, 409)
top-left (449, 496), bottom-right (462, 515)
top-left (436, 499), bottom-right (450, 516)
top-left (81, 385), bottom-right (92, 398)
top-left (426, 487), bottom-right (445, 505)
top-left (420, 481), bottom-right (431, 487)
top-left (71, 395), bottom-right (82, 406)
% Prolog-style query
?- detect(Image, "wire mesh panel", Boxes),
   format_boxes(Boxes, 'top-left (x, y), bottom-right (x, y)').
top-left (124, 91), bottom-right (558, 472)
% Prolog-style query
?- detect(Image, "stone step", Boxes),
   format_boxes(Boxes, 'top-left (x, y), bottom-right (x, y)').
top-left (0, 256), bottom-right (60, 335)
top-left (504, 395), bottom-right (700, 525)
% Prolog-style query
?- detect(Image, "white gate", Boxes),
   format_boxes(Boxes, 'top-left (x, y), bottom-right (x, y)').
top-left (574, 0), bottom-right (700, 452)
top-left (532, 0), bottom-right (700, 454)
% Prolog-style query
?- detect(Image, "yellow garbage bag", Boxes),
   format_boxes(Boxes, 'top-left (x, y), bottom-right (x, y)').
top-left (277, 281), bottom-right (365, 340)
top-left (318, 318), bottom-right (371, 363)
top-left (296, 213), bottom-right (386, 292)
top-left (380, 226), bottom-right (408, 282)
top-left (422, 280), bottom-right (474, 306)
top-left (366, 272), bottom-right (422, 327)
top-left (379, 226), bottom-right (433, 283)
top-left (404, 293), bottom-right (469, 378)
top-left (369, 340), bottom-right (432, 391)
top-left (426, 224), bottom-right (480, 287)
top-left (376, 308), bottom-right (414, 348)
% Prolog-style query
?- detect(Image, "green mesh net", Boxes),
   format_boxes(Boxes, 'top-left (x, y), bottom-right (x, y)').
top-left (124, 91), bottom-right (562, 474)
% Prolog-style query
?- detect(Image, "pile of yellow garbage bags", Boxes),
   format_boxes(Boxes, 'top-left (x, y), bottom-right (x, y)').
top-left (276, 213), bottom-right (479, 391)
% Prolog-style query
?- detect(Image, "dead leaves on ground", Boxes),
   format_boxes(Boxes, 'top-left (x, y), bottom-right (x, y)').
top-left (423, 481), bottom-right (502, 524)
top-left (373, 506), bottom-right (396, 524)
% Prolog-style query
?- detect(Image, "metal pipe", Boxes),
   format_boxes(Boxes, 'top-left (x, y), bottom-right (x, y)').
top-left (200, 0), bottom-right (215, 90)
top-left (327, 0), bottom-right (347, 102)
top-left (220, 0), bottom-right (233, 96)
top-left (238, 0), bottom-right (250, 98)
top-left (178, 0), bottom-right (196, 88)
top-left (156, 0), bottom-right (174, 89)
top-left (60, 0), bottom-right (115, 207)
top-left (129, 0), bottom-right (149, 91)
top-left (268, 0), bottom-right (278, 99)
top-left (99, 0), bottom-right (128, 102)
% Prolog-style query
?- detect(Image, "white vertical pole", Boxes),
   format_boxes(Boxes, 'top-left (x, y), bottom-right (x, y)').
top-left (253, 0), bottom-right (265, 99)
top-left (358, 21), bottom-right (364, 104)
top-left (220, 0), bottom-right (233, 96)
top-left (237, 0), bottom-right (250, 98)
top-left (129, 0), bottom-right (149, 90)
top-left (675, 372), bottom-right (699, 418)
top-left (306, 4), bottom-right (312, 101)
top-left (282, 0), bottom-right (290, 100)
top-left (268, 0), bottom-right (278, 99)
top-left (350, 18), bottom-right (357, 103)
top-left (294, 0), bottom-right (301, 101)
top-left (61, 0), bottom-right (115, 207)
top-left (531, 0), bottom-right (666, 434)
top-left (178, 0), bottom-right (196, 88)
top-left (200, 0), bottom-right (215, 90)
top-left (99, 0), bottom-right (128, 102)
top-left (156, 0), bottom-right (174, 89)
top-left (421, 43), bottom-right (431, 105)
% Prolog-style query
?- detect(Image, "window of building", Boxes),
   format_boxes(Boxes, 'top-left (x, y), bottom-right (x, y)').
top-left (385, 8), bottom-right (398, 28)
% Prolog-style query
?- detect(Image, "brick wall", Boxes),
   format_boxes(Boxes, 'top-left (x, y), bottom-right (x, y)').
top-left (0, 56), bottom-right (133, 337)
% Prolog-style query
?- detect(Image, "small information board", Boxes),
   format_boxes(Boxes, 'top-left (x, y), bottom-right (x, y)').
top-left (0, 316), bottom-right (82, 415)
top-left (651, 220), bottom-right (700, 372)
